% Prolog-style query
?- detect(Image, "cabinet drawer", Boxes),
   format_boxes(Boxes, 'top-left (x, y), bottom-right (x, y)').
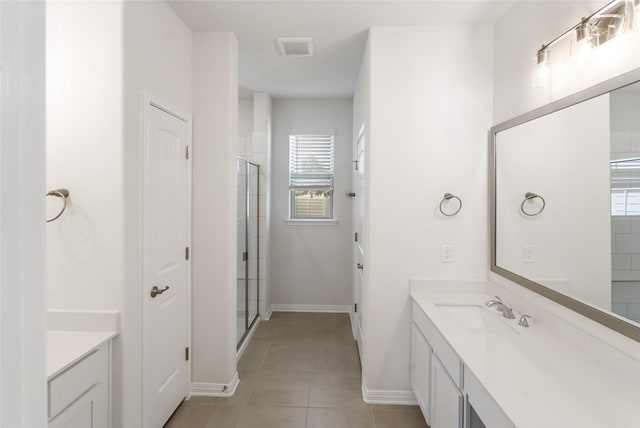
top-left (412, 302), bottom-right (463, 389)
top-left (48, 345), bottom-right (108, 419)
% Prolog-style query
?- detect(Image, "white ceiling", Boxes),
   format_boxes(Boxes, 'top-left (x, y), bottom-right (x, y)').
top-left (167, 1), bottom-right (516, 98)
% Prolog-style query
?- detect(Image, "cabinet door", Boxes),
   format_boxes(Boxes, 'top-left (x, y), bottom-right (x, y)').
top-left (411, 324), bottom-right (431, 424)
top-left (49, 385), bottom-right (107, 428)
top-left (431, 354), bottom-right (463, 428)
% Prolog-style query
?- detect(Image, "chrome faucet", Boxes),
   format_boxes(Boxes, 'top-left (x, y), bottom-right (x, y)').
top-left (484, 296), bottom-right (517, 319)
top-left (518, 314), bottom-right (532, 327)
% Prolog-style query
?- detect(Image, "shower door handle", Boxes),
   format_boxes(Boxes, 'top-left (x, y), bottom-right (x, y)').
top-left (150, 286), bottom-right (170, 298)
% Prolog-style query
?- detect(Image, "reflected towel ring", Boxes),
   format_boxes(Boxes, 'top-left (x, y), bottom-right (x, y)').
top-left (46, 188), bottom-right (70, 223)
top-left (439, 193), bottom-right (462, 217)
top-left (520, 192), bottom-right (545, 216)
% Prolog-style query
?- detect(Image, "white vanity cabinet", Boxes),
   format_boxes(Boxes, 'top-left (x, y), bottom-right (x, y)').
top-left (411, 324), bottom-right (431, 422)
top-left (48, 341), bottom-right (110, 428)
top-left (412, 302), bottom-right (464, 428)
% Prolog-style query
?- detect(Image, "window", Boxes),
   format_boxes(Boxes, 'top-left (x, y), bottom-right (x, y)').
top-left (289, 131), bottom-right (335, 219)
top-left (611, 158), bottom-right (640, 216)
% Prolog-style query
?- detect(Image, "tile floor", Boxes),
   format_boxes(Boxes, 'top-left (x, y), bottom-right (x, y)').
top-left (165, 312), bottom-right (429, 428)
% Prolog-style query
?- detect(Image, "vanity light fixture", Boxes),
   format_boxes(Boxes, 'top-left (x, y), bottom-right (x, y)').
top-left (533, 0), bottom-right (637, 85)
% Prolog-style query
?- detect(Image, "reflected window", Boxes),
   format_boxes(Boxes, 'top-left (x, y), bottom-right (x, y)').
top-left (610, 158), bottom-right (640, 216)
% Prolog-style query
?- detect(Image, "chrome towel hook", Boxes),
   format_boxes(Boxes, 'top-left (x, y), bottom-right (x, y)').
top-left (439, 193), bottom-right (462, 217)
top-left (520, 192), bottom-right (545, 216)
top-left (46, 188), bottom-right (70, 223)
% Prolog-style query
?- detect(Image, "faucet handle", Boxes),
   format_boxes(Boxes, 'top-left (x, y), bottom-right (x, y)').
top-left (484, 296), bottom-right (503, 307)
top-left (518, 314), bottom-right (532, 327)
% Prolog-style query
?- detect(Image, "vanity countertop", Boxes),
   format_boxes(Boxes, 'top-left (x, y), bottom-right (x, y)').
top-left (411, 291), bottom-right (640, 428)
top-left (47, 330), bottom-right (116, 379)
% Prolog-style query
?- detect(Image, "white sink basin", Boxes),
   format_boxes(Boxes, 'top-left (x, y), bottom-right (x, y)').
top-left (435, 303), bottom-right (520, 335)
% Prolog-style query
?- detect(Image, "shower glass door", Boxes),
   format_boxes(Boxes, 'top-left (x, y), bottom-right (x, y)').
top-left (237, 158), bottom-right (260, 347)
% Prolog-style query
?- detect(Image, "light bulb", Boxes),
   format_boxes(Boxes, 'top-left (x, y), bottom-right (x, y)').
top-left (573, 18), bottom-right (593, 63)
top-left (531, 45), bottom-right (550, 87)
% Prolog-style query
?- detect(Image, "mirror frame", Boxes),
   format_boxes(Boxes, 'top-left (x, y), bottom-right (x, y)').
top-left (490, 68), bottom-right (640, 342)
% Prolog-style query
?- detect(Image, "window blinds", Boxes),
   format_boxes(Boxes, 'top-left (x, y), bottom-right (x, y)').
top-left (289, 133), bottom-right (335, 189)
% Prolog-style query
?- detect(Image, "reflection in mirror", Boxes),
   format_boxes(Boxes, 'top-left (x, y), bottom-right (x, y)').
top-left (609, 82), bottom-right (640, 324)
top-left (493, 79), bottom-right (640, 338)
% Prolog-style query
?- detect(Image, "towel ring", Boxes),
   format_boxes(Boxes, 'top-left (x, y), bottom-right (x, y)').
top-left (439, 193), bottom-right (462, 217)
top-left (46, 188), bottom-right (70, 223)
top-left (520, 192), bottom-right (545, 216)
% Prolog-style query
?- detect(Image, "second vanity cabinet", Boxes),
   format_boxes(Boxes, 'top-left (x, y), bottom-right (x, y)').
top-left (47, 338), bottom-right (112, 428)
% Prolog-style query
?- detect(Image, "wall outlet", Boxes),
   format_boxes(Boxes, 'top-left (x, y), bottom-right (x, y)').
top-left (523, 245), bottom-right (535, 263)
top-left (442, 245), bottom-right (453, 263)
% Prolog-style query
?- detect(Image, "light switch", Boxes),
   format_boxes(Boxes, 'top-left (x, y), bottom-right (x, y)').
top-left (442, 245), bottom-right (453, 263)
top-left (523, 245), bottom-right (535, 263)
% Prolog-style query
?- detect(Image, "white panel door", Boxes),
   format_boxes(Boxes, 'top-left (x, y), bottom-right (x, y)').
top-left (353, 126), bottom-right (365, 355)
top-left (145, 104), bottom-right (190, 428)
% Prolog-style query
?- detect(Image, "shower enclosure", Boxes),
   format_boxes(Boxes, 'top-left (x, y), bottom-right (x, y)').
top-left (237, 157), bottom-right (260, 347)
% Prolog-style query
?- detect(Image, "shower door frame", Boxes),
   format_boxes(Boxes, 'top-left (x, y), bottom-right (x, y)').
top-left (238, 157), bottom-right (260, 348)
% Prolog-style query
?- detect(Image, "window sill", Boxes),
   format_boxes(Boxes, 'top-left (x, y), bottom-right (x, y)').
top-left (285, 219), bottom-right (338, 226)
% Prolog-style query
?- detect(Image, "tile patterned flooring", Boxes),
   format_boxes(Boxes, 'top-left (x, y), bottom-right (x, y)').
top-left (165, 312), bottom-right (429, 428)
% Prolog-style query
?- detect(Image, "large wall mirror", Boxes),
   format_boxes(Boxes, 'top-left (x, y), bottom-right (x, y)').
top-left (490, 69), bottom-right (640, 342)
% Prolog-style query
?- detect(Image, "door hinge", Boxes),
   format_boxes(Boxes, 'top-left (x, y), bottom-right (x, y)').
top-left (185, 247), bottom-right (190, 260)
top-left (354, 232), bottom-right (358, 242)
top-left (242, 251), bottom-right (248, 261)
top-left (185, 347), bottom-right (190, 361)
top-left (354, 303), bottom-right (358, 313)
top-left (352, 160), bottom-right (358, 171)
top-left (186, 146), bottom-right (190, 159)
top-left (346, 192), bottom-right (356, 198)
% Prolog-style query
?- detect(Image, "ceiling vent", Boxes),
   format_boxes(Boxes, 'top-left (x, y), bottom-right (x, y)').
top-left (276, 37), bottom-right (314, 57)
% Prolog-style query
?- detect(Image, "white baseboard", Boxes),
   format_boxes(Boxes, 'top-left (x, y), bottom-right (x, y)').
top-left (191, 371), bottom-right (240, 397)
top-left (263, 305), bottom-right (272, 320)
top-left (270, 304), bottom-right (351, 313)
top-left (362, 383), bottom-right (418, 405)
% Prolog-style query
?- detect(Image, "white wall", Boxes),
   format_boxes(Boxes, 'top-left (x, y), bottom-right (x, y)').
top-left (238, 97), bottom-right (253, 155)
top-left (270, 99), bottom-right (353, 308)
top-left (47, 1), bottom-right (192, 425)
top-left (0, 1), bottom-right (47, 426)
top-left (47, 0), bottom-right (124, 310)
top-left (191, 32), bottom-right (239, 391)
top-left (355, 26), bottom-right (493, 395)
top-left (238, 98), bottom-right (254, 138)
top-left (493, 0), bottom-right (640, 123)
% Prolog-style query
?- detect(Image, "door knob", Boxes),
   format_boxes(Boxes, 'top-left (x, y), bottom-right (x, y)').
top-left (150, 285), bottom-right (170, 298)
top-left (357, 263), bottom-right (364, 270)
